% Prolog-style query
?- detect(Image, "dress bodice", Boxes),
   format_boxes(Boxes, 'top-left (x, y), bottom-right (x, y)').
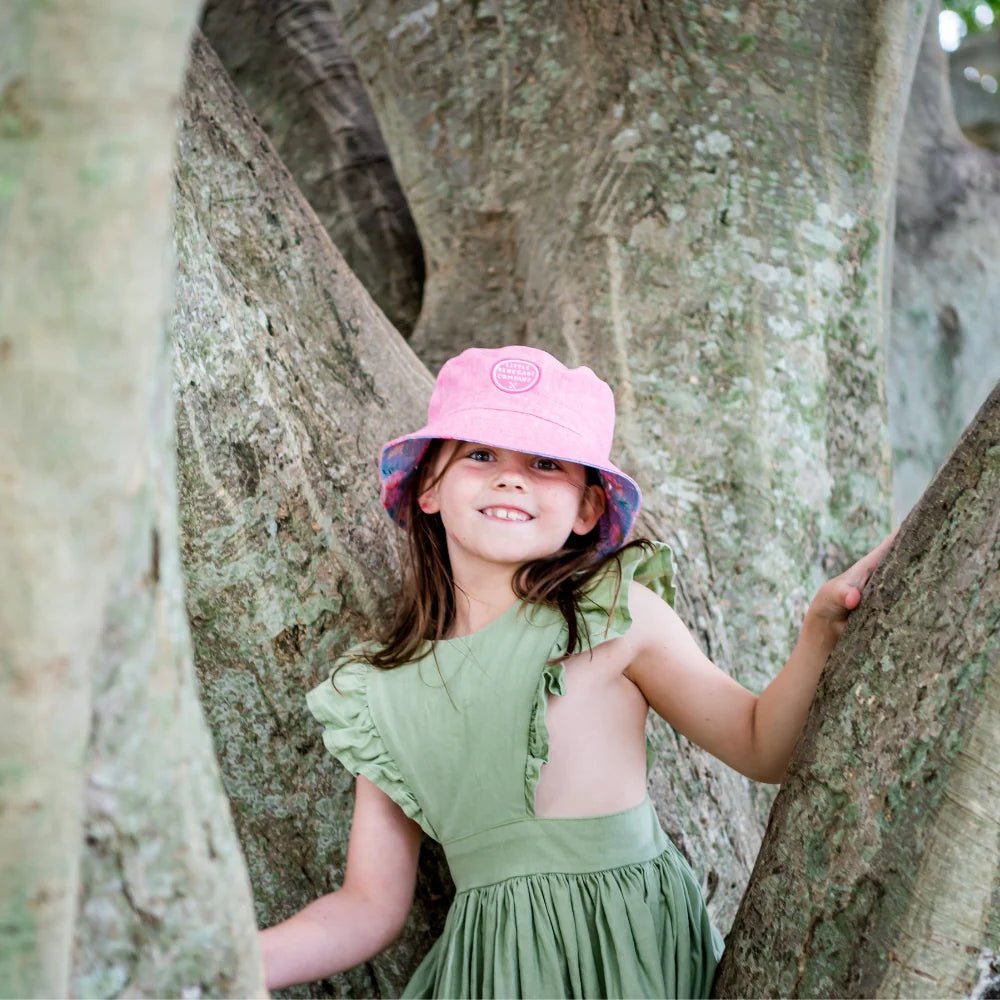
top-left (306, 542), bottom-right (676, 844)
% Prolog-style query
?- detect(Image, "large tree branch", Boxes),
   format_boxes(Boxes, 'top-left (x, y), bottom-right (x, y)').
top-left (172, 33), bottom-right (443, 997)
top-left (716, 380), bottom-right (1000, 997)
top-left (200, 0), bottom-right (425, 336)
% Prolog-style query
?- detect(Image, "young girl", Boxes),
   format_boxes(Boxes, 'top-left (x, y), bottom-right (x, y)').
top-left (261, 345), bottom-right (890, 999)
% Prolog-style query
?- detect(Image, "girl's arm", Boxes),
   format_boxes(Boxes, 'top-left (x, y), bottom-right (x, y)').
top-left (260, 775), bottom-right (422, 991)
top-left (625, 535), bottom-right (894, 783)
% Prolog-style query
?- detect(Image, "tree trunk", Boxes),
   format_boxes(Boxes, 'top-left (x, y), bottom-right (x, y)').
top-left (172, 33), bottom-right (445, 997)
top-left (0, 3), bottom-right (265, 996)
top-left (715, 379), bottom-right (1000, 998)
top-left (199, 0), bottom-right (425, 336)
top-left (331, 0), bottom-right (927, 926)
top-left (889, 3), bottom-right (1000, 520)
top-left (70, 301), bottom-right (264, 999)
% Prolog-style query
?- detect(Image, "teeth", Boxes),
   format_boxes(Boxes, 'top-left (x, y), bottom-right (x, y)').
top-left (483, 507), bottom-right (531, 522)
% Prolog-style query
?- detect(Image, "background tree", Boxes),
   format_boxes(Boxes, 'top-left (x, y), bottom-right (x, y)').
top-left (889, 3), bottom-right (1000, 520)
top-left (948, 25), bottom-right (1000, 149)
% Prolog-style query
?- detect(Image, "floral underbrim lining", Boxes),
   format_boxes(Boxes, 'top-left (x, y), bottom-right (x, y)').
top-left (378, 436), bottom-right (640, 557)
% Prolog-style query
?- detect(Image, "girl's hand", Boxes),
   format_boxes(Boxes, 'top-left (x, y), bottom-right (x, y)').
top-left (806, 532), bottom-right (897, 636)
top-left (626, 530), bottom-right (898, 784)
top-left (259, 776), bottom-right (421, 990)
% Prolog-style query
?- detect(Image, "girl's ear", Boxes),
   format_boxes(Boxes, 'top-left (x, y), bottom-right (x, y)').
top-left (572, 483), bottom-right (606, 536)
top-left (417, 482), bottom-right (440, 514)
top-left (416, 439), bottom-right (457, 515)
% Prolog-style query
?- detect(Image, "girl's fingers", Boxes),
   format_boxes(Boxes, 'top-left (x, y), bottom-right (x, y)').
top-left (841, 584), bottom-right (862, 612)
top-left (827, 583), bottom-right (860, 616)
top-left (861, 530), bottom-right (897, 571)
top-left (846, 530), bottom-right (898, 591)
top-left (811, 532), bottom-right (897, 625)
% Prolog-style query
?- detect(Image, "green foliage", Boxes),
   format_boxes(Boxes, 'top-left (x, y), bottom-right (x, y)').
top-left (942, 0), bottom-right (1000, 35)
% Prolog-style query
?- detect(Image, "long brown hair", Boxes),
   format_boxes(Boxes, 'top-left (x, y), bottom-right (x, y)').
top-left (357, 440), bottom-right (649, 670)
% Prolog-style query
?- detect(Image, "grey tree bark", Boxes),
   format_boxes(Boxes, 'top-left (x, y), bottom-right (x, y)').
top-left (1, 3), bottom-right (262, 997)
top-left (172, 33), bottom-right (444, 998)
top-left (330, 0), bottom-right (927, 928)
top-left (715, 380), bottom-right (1000, 998)
top-left (70, 282), bottom-right (264, 1000)
top-left (199, 0), bottom-right (425, 336)
top-left (889, 4), bottom-right (1000, 520)
top-left (4, 3), bottom-right (968, 996)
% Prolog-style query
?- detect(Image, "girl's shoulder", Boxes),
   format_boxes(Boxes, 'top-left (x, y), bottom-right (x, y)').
top-left (305, 646), bottom-right (372, 724)
top-left (574, 540), bottom-right (677, 648)
top-left (581, 539), bottom-right (676, 613)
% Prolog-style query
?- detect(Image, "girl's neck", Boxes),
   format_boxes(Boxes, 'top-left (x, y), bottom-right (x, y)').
top-left (448, 568), bottom-right (520, 639)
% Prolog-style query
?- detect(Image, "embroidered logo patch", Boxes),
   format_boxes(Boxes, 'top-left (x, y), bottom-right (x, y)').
top-left (491, 358), bottom-right (541, 393)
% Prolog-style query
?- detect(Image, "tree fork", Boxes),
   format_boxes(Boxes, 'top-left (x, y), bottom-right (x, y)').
top-left (200, 0), bottom-right (425, 336)
top-left (715, 380), bottom-right (1000, 998)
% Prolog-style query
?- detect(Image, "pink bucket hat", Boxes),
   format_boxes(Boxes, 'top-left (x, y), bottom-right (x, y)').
top-left (379, 346), bottom-right (641, 555)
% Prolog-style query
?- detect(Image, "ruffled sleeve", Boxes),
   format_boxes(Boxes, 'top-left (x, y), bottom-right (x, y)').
top-left (577, 540), bottom-right (676, 645)
top-left (306, 657), bottom-right (433, 837)
top-left (524, 657), bottom-right (567, 812)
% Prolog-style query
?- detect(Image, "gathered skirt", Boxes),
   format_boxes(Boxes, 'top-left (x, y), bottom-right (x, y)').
top-left (402, 800), bottom-right (723, 999)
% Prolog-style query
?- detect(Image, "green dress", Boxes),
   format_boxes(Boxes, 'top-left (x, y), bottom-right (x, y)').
top-left (307, 544), bottom-right (723, 999)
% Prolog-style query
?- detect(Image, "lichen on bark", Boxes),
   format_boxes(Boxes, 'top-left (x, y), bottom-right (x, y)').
top-left (332, 0), bottom-right (927, 926)
top-left (715, 381), bottom-right (1000, 998)
top-left (172, 33), bottom-right (442, 997)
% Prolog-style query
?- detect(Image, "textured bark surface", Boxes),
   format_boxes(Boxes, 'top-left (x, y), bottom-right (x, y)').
top-left (71, 313), bottom-right (264, 999)
top-left (333, 0), bottom-right (925, 926)
top-left (715, 380), bottom-right (1000, 998)
top-left (889, 7), bottom-right (1000, 520)
top-left (200, 0), bottom-right (424, 336)
top-left (173, 34), bottom-right (444, 998)
top-left (0, 2), bottom-right (240, 995)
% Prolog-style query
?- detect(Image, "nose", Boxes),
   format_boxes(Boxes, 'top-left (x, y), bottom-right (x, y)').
top-left (493, 456), bottom-right (526, 490)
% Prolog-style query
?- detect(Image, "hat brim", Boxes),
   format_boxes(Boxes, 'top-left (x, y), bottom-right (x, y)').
top-left (379, 410), bottom-right (641, 557)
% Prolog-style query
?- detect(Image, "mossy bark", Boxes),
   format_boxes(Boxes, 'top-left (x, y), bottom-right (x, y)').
top-left (715, 380), bottom-right (1000, 998)
top-left (172, 34), bottom-right (446, 998)
top-left (70, 296), bottom-right (264, 1000)
top-left (889, 3), bottom-right (1000, 520)
top-left (1, 2), bottom-right (262, 997)
top-left (199, 0), bottom-right (425, 336)
top-left (332, 0), bottom-right (927, 927)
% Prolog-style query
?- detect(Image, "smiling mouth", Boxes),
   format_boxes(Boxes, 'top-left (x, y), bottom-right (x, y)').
top-left (480, 506), bottom-right (533, 522)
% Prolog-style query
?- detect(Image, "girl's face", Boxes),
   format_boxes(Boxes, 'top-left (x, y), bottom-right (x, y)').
top-left (418, 441), bottom-right (605, 577)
